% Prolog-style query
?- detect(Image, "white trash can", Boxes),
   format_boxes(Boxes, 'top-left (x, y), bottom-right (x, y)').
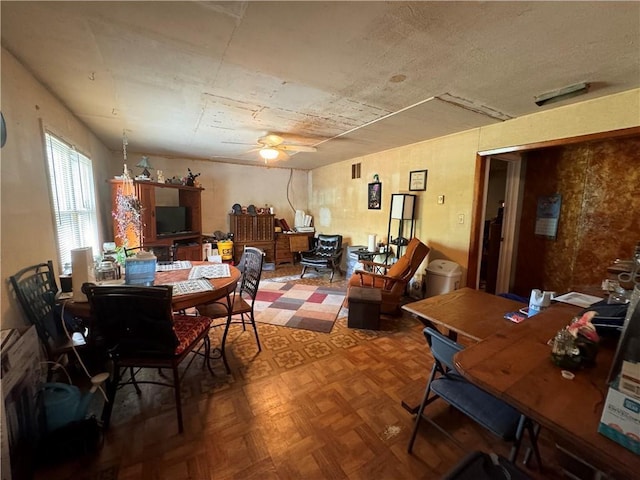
top-left (425, 260), bottom-right (462, 298)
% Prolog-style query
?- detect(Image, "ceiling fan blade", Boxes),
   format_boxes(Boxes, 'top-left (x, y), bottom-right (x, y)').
top-left (278, 144), bottom-right (317, 153)
top-left (258, 134), bottom-right (284, 147)
top-left (275, 150), bottom-right (290, 161)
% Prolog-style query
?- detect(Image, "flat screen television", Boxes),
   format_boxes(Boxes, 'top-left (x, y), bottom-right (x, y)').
top-left (156, 206), bottom-right (188, 235)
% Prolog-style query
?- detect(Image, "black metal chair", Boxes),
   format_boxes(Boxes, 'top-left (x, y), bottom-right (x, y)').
top-left (408, 327), bottom-right (541, 469)
top-left (300, 234), bottom-right (343, 282)
top-left (82, 284), bottom-right (214, 433)
top-left (9, 261), bottom-right (87, 378)
top-left (196, 247), bottom-right (264, 373)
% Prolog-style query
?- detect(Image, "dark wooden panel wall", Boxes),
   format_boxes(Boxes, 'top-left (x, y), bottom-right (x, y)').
top-left (512, 136), bottom-right (640, 297)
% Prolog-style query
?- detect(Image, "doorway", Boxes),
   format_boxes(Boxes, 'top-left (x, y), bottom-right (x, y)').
top-left (467, 126), bottom-right (640, 296)
top-left (474, 153), bottom-right (524, 295)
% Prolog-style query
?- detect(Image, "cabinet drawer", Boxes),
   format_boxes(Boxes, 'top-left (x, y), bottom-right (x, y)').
top-left (175, 244), bottom-right (202, 261)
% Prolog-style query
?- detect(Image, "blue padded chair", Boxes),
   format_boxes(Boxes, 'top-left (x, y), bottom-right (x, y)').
top-left (408, 327), bottom-right (541, 468)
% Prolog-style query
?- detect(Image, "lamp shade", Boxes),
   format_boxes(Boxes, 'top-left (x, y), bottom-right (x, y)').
top-left (259, 147), bottom-right (279, 160)
top-left (391, 194), bottom-right (415, 219)
top-left (136, 156), bottom-right (152, 169)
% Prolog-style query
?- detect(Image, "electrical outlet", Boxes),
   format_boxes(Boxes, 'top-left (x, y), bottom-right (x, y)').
top-left (458, 214), bottom-right (465, 224)
top-left (437, 195), bottom-right (445, 204)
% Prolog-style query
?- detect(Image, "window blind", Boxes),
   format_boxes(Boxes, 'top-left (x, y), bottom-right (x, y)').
top-left (44, 132), bottom-right (100, 267)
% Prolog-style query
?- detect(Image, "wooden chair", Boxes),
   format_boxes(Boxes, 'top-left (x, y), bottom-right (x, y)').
top-left (408, 327), bottom-right (541, 468)
top-left (348, 237), bottom-right (429, 315)
top-left (196, 247), bottom-right (264, 373)
top-left (9, 261), bottom-right (87, 378)
top-left (300, 234), bottom-right (343, 282)
top-left (82, 284), bottom-right (213, 433)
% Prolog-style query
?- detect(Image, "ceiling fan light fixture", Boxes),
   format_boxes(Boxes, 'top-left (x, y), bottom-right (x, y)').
top-left (259, 147), bottom-right (279, 160)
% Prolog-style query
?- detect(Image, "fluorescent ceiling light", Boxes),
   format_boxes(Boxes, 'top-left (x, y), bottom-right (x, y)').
top-left (534, 82), bottom-right (590, 107)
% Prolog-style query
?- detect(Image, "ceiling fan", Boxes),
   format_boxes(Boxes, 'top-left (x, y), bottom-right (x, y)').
top-left (252, 134), bottom-right (317, 162)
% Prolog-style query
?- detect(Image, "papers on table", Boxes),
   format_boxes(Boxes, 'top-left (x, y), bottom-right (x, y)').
top-left (167, 279), bottom-right (213, 296)
top-left (188, 264), bottom-right (231, 279)
top-left (156, 261), bottom-right (192, 272)
top-left (553, 291), bottom-right (603, 308)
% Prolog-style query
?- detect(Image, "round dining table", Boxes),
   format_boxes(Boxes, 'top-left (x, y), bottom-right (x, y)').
top-left (155, 261), bottom-right (241, 311)
top-left (61, 261), bottom-right (241, 372)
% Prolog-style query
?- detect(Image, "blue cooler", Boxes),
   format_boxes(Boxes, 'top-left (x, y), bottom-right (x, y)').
top-left (125, 251), bottom-right (157, 285)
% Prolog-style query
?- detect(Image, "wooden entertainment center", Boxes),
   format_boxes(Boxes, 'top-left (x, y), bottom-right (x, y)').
top-left (110, 179), bottom-right (203, 261)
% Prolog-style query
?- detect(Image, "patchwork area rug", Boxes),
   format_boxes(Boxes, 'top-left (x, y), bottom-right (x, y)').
top-left (255, 281), bottom-right (346, 333)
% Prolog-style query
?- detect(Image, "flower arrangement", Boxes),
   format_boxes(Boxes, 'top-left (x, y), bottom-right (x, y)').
top-left (567, 310), bottom-right (599, 343)
top-left (112, 186), bottom-right (143, 248)
top-left (551, 310), bottom-right (600, 369)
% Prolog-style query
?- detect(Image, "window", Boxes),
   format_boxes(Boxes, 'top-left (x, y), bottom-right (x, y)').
top-left (44, 132), bottom-right (100, 267)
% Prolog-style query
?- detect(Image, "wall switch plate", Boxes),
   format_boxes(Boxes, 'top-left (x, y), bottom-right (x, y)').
top-left (458, 214), bottom-right (465, 224)
top-left (437, 195), bottom-right (445, 204)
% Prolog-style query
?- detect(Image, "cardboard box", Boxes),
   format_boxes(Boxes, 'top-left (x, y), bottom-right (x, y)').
top-left (598, 378), bottom-right (640, 454)
top-left (620, 360), bottom-right (640, 400)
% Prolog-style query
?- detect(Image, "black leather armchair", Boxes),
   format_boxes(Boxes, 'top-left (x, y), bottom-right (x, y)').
top-left (300, 234), bottom-right (343, 282)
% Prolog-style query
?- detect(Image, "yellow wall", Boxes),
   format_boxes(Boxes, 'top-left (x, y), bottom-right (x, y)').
top-left (308, 89), bottom-right (640, 283)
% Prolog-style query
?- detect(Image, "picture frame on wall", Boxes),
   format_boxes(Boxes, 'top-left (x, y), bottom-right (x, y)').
top-left (368, 182), bottom-right (381, 209)
top-left (409, 169), bottom-right (427, 191)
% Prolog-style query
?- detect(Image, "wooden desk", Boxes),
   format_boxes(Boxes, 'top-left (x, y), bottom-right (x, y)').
top-left (401, 287), bottom-right (526, 341)
top-left (455, 303), bottom-right (640, 479)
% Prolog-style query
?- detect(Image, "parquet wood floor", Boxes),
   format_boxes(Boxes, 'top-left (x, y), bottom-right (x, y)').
top-left (35, 266), bottom-right (566, 480)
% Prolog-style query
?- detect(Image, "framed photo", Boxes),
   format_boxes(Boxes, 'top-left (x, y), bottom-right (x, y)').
top-left (409, 170), bottom-right (427, 191)
top-left (368, 182), bottom-right (381, 210)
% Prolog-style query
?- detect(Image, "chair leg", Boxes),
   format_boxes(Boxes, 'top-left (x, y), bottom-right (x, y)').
top-left (524, 420), bottom-right (543, 469)
top-left (408, 366), bottom-right (438, 453)
top-left (130, 366), bottom-right (142, 394)
top-left (300, 265), bottom-right (307, 278)
top-left (172, 365), bottom-right (184, 433)
top-left (247, 312), bottom-right (261, 352)
top-left (203, 333), bottom-right (215, 376)
top-left (101, 365), bottom-right (121, 429)
top-left (220, 299), bottom-right (232, 374)
top-left (509, 414), bottom-right (527, 463)
top-left (509, 415), bottom-right (542, 470)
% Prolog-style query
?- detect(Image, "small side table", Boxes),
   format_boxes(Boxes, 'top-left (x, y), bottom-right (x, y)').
top-left (347, 286), bottom-right (382, 330)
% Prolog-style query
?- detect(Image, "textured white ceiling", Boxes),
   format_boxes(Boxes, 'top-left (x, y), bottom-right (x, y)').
top-left (2, 1), bottom-right (639, 169)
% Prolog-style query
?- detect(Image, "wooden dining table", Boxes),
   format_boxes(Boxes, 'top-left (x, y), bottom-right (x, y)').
top-left (63, 261), bottom-right (241, 371)
top-left (64, 261), bottom-right (240, 314)
top-left (403, 287), bottom-right (639, 479)
top-left (401, 287), bottom-right (526, 341)
top-left (454, 301), bottom-right (640, 479)
top-left (154, 261), bottom-right (241, 311)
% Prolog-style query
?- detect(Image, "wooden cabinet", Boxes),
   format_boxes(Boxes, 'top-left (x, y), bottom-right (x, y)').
top-left (275, 233), bottom-right (293, 265)
top-left (229, 214), bottom-right (275, 263)
top-left (110, 180), bottom-right (204, 261)
top-left (275, 232), bottom-right (314, 265)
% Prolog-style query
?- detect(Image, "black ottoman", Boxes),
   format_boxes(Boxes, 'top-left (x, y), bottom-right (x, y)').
top-left (347, 286), bottom-right (382, 330)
